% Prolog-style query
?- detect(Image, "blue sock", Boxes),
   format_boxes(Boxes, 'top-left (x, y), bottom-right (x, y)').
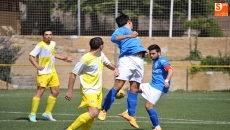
top-left (102, 88), bottom-right (118, 111)
top-left (147, 108), bottom-right (159, 127)
top-left (127, 90), bottom-right (138, 117)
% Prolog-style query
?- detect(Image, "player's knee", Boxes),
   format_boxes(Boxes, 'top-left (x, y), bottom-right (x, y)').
top-left (114, 80), bottom-right (125, 90)
top-left (129, 88), bottom-right (139, 93)
top-left (89, 111), bottom-right (99, 118)
top-left (51, 87), bottom-right (60, 97)
top-left (51, 91), bottom-right (59, 97)
top-left (145, 103), bottom-right (153, 110)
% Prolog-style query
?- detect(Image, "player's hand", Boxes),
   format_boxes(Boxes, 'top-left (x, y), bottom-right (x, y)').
top-left (37, 66), bottom-right (45, 71)
top-left (63, 57), bottom-right (73, 63)
top-left (114, 68), bottom-right (119, 77)
top-left (129, 31), bottom-right (138, 38)
top-left (164, 82), bottom-right (169, 88)
top-left (65, 91), bottom-right (73, 101)
top-left (144, 52), bottom-right (149, 58)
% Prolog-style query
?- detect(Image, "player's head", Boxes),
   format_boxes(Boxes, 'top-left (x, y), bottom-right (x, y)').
top-left (116, 12), bottom-right (133, 28)
top-left (42, 28), bottom-right (52, 43)
top-left (147, 44), bottom-right (161, 60)
top-left (89, 37), bottom-right (104, 51)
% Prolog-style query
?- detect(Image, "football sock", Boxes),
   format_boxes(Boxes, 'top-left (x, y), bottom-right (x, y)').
top-left (127, 90), bottom-right (138, 117)
top-left (81, 118), bottom-right (94, 130)
top-left (45, 96), bottom-right (56, 114)
top-left (102, 87), bottom-right (118, 111)
top-left (30, 97), bottom-right (40, 115)
top-left (68, 112), bottom-right (92, 130)
top-left (147, 108), bottom-right (159, 127)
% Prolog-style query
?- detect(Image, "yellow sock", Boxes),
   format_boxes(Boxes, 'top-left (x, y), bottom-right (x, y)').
top-left (67, 112), bottom-right (92, 130)
top-left (45, 96), bottom-right (56, 114)
top-left (81, 118), bottom-right (94, 130)
top-left (30, 97), bottom-right (40, 115)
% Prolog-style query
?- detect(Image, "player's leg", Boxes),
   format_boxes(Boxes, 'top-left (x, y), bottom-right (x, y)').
top-left (127, 81), bottom-right (140, 117)
top-left (28, 86), bottom-right (46, 122)
top-left (98, 79), bottom-right (125, 121)
top-left (141, 84), bottom-right (164, 130)
top-left (118, 83), bottom-right (145, 117)
top-left (66, 94), bottom-right (98, 130)
top-left (146, 100), bottom-right (162, 130)
top-left (126, 55), bottom-right (144, 117)
top-left (99, 56), bottom-right (131, 121)
top-left (80, 118), bottom-right (94, 130)
top-left (42, 73), bottom-right (60, 121)
top-left (28, 74), bottom-right (47, 122)
top-left (119, 81), bottom-right (140, 128)
top-left (101, 79), bottom-right (125, 110)
top-left (67, 107), bottom-right (98, 130)
top-left (120, 56), bottom-right (144, 128)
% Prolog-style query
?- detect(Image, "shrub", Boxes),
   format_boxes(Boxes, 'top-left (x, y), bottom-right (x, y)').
top-left (190, 52), bottom-right (230, 75)
top-left (0, 36), bottom-right (24, 83)
top-left (200, 18), bottom-right (223, 37)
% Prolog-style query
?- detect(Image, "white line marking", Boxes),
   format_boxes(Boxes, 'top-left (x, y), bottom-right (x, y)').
top-left (1, 94), bottom-right (230, 101)
top-left (1, 111), bottom-right (230, 125)
top-left (0, 119), bottom-right (229, 125)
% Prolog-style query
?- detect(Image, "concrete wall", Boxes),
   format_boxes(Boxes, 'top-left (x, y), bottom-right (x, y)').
top-left (4, 36), bottom-right (230, 91)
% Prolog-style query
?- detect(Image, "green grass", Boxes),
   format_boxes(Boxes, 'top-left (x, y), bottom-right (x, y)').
top-left (0, 89), bottom-right (230, 130)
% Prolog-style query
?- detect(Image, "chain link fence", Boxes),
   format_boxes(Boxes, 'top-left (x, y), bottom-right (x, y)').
top-left (0, 0), bottom-right (229, 90)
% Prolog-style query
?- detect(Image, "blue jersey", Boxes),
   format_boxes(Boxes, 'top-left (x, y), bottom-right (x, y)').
top-left (111, 27), bottom-right (146, 58)
top-left (149, 56), bottom-right (171, 93)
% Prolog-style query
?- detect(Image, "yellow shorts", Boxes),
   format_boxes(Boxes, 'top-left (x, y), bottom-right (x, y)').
top-left (36, 72), bottom-right (60, 87)
top-left (78, 92), bottom-right (102, 109)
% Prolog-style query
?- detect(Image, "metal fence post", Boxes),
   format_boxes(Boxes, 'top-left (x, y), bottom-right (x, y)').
top-left (186, 67), bottom-right (188, 91)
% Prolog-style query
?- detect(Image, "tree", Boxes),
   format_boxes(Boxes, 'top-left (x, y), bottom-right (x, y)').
top-left (21, 0), bottom-right (216, 35)
top-left (0, 36), bottom-right (24, 83)
top-left (184, 17), bottom-right (206, 60)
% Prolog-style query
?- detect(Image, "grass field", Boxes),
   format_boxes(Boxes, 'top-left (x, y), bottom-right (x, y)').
top-left (0, 89), bottom-right (230, 130)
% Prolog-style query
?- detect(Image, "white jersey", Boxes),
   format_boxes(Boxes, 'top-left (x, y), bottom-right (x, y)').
top-left (30, 41), bottom-right (56, 75)
top-left (72, 52), bottom-right (110, 94)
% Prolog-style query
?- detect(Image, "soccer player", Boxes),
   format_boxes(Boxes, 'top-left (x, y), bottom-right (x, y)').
top-left (98, 12), bottom-right (146, 128)
top-left (64, 37), bottom-right (119, 130)
top-left (28, 28), bottom-right (73, 122)
top-left (119, 44), bottom-right (174, 130)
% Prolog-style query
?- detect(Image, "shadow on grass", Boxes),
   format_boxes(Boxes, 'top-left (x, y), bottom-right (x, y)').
top-left (123, 129), bottom-right (145, 130)
top-left (15, 117), bottom-right (50, 122)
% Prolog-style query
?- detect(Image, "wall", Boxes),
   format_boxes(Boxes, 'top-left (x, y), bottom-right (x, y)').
top-left (5, 36), bottom-right (230, 91)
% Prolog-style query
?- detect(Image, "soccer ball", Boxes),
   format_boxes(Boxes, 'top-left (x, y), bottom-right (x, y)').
top-left (116, 89), bottom-right (126, 99)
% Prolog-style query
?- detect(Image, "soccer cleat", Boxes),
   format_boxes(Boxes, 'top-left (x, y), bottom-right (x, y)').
top-left (42, 112), bottom-right (56, 121)
top-left (98, 110), bottom-right (107, 121)
top-left (120, 112), bottom-right (139, 129)
top-left (28, 114), bottom-right (37, 122)
top-left (153, 127), bottom-right (162, 130)
top-left (118, 109), bottom-right (128, 117)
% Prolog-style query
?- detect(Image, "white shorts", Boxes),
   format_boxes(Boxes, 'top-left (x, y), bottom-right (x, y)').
top-left (116, 55), bottom-right (144, 83)
top-left (140, 83), bottom-right (165, 105)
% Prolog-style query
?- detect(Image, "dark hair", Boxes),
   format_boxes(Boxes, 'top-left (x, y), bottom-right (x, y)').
top-left (116, 12), bottom-right (130, 27)
top-left (89, 37), bottom-right (104, 50)
top-left (147, 44), bottom-right (161, 52)
top-left (42, 28), bottom-right (52, 35)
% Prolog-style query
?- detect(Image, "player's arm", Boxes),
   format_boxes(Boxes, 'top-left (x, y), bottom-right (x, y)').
top-left (65, 60), bottom-right (85, 101)
top-left (105, 63), bottom-right (119, 77)
top-left (164, 65), bottom-right (173, 87)
top-left (111, 31), bottom-right (138, 42)
top-left (55, 54), bottom-right (73, 62)
top-left (102, 52), bottom-right (119, 76)
top-left (29, 55), bottom-right (44, 71)
top-left (65, 72), bottom-right (77, 101)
